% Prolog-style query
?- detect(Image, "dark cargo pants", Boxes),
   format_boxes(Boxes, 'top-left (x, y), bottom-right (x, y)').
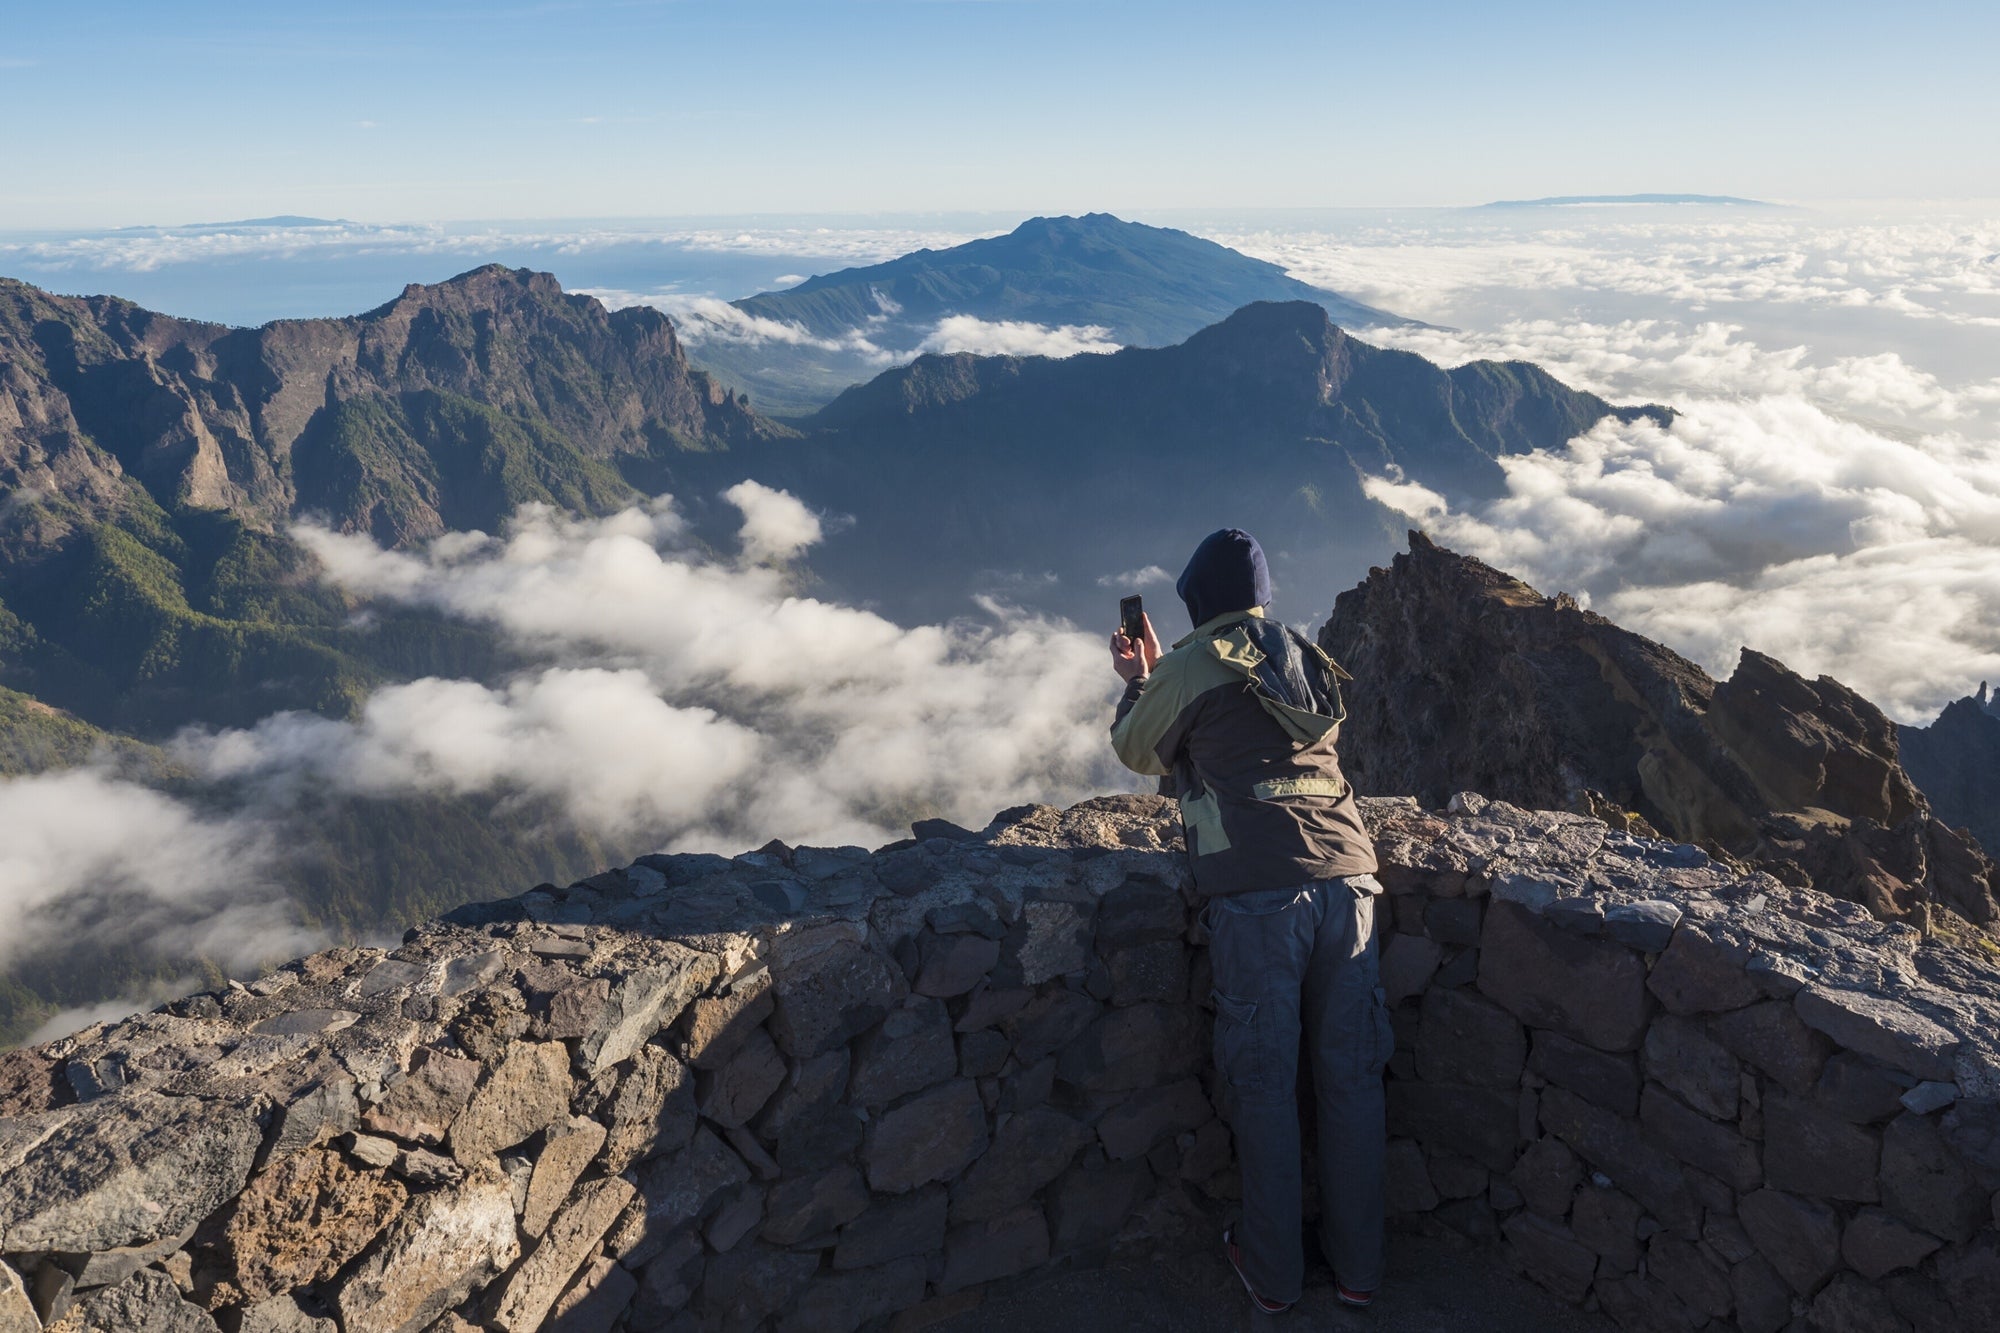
top-left (1202, 874), bottom-right (1390, 1303)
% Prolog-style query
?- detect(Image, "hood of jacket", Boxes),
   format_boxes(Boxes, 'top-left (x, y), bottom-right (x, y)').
top-left (1176, 528), bottom-right (1272, 630)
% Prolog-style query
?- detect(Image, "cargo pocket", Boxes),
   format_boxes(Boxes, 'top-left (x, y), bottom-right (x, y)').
top-left (1180, 789), bottom-right (1231, 857)
top-left (1210, 990), bottom-right (1263, 1096)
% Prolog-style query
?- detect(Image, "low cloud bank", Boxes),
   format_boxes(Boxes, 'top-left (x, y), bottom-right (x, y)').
top-left (584, 288), bottom-right (1122, 366)
top-left (179, 486), bottom-right (1131, 852)
top-left (1364, 397), bottom-right (2000, 721)
top-left (1367, 319), bottom-right (2000, 424)
top-left (917, 316), bottom-right (1118, 359)
top-left (1217, 210), bottom-right (2000, 329)
top-left (0, 768), bottom-right (312, 972)
top-left (604, 291), bottom-right (898, 363)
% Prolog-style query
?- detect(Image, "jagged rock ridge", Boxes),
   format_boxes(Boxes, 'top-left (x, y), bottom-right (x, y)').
top-left (2, 794), bottom-right (1998, 1332)
top-left (1901, 687), bottom-right (2000, 860)
top-left (1319, 532), bottom-right (1999, 928)
top-left (0, 265), bottom-right (776, 557)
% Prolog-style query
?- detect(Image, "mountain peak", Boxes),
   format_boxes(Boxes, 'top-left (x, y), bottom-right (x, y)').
top-left (712, 215), bottom-right (1413, 413)
top-left (375, 264), bottom-right (571, 316)
top-left (1197, 298), bottom-right (1348, 343)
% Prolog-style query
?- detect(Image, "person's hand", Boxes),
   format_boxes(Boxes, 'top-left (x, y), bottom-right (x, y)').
top-left (1110, 613), bottom-right (1165, 682)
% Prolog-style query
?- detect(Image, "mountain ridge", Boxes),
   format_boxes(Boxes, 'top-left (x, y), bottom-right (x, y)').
top-left (739, 212), bottom-right (1408, 342)
top-left (0, 263), bottom-right (777, 558)
top-left (691, 212), bottom-right (1418, 414)
top-left (786, 299), bottom-right (1670, 623)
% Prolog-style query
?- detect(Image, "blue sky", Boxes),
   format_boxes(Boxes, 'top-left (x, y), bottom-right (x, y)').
top-left (3, 0), bottom-right (1996, 227)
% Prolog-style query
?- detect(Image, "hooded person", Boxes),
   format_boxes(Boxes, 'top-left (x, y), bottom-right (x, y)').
top-left (1108, 527), bottom-right (1388, 1315)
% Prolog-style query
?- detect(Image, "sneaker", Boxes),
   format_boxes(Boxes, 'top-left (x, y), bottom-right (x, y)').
top-left (1335, 1281), bottom-right (1376, 1309)
top-left (1222, 1227), bottom-right (1294, 1316)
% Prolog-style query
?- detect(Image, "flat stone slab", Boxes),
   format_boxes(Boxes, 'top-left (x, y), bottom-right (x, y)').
top-left (1794, 986), bottom-right (1961, 1081)
top-left (0, 1094), bottom-right (264, 1253)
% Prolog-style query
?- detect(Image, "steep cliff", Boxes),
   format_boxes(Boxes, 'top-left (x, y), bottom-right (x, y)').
top-left (1319, 532), bottom-right (1999, 927)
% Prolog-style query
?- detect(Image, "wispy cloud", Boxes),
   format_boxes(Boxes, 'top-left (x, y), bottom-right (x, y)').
top-left (586, 288), bottom-right (1123, 366)
top-left (917, 315), bottom-right (1117, 359)
top-left (582, 288), bottom-right (895, 361)
top-left (1095, 565), bottom-right (1172, 589)
top-left (0, 769), bottom-right (313, 972)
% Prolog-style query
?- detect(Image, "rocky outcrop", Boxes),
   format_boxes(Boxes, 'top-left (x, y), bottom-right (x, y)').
top-left (1901, 688), bottom-right (2000, 861)
top-left (1321, 532), bottom-right (2000, 927)
top-left (2, 794), bottom-right (1998, 1332)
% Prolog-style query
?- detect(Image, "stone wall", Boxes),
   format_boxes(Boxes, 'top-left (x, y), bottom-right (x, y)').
top-left (1, 794), bottom-right (1997, 1333)
top-left (1370, 792), bottom-right (2000, 1333)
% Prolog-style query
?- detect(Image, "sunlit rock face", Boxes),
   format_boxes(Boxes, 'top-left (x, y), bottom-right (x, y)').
top-left (2, 792), bottom-right (1997, 1332)
top-left (1323, 531), bottom-right (2000, 928)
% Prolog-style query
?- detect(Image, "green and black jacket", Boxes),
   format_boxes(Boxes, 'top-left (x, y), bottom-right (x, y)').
top-left (1111, 608), bottom-right (1378, 898)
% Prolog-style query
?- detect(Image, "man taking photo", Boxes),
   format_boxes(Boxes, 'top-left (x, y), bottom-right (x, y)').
top-left (1108, 527), bottom-right (1389, 1317)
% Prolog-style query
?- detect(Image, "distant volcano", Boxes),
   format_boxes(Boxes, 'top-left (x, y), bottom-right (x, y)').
top-left (685, 212), bottom-right (1420, 415)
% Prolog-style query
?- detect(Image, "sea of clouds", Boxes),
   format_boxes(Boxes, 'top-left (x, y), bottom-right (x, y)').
top-left (1206, 205), bottom-right (2000, 723)
top-left (178, 483), bottom-right (1129, 850)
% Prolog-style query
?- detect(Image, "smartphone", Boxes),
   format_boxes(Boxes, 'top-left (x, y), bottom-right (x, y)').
top-left (1119, 595), bottom-right (1145, 643)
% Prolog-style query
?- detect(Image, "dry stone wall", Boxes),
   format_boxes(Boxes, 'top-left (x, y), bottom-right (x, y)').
top-left (1373, 792), bottom-right (2000, 1333)
top-left (1, 794), bottom-right (1998, 1333)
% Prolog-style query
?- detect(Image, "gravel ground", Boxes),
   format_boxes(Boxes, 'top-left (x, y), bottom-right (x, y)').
top-left (922, 1231), bottom-right (1614, 1333)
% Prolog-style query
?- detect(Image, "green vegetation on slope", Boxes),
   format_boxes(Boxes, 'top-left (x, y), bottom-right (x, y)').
top-left (294, 389), bottom-right (645, 544)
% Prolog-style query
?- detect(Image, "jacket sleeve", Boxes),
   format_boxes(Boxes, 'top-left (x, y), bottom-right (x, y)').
top-left (1109, 658), bottom-right (1186, 777)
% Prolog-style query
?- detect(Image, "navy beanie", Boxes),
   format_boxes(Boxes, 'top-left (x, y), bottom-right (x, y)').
top-left (1176, 528), bottom-right (1272, 628)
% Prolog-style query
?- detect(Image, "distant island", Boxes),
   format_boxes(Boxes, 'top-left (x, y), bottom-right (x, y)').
top-left (1481, 193), bottom-right (1772, 208)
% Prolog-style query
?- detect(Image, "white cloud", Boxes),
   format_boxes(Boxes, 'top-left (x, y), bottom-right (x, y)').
top-left (0, 769), bottom-right (314, 972)
top-left (582, 289), bottom-right (894, 361)
top-left (1362, 319), bottom-right (1998, 423)
top-left (187, 669), bottom-right (765, 839)
top-left (1362, 398), bottom-right (2000, 721)
top-left (1095, 565), bottom-right (1173, 589)
top-left (916, 316), bottom-right (1119, 359)
top-left (26, 984), bottom-right (199, 1046)
top-left (1212, 210), bottom-right (2000, 329)
top-left (584, 290), bottom-right (1120, 368)
top-left (723, 479), bottom-right (822, 564)
top-left (179, 489), bottom-right (1134, 852)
